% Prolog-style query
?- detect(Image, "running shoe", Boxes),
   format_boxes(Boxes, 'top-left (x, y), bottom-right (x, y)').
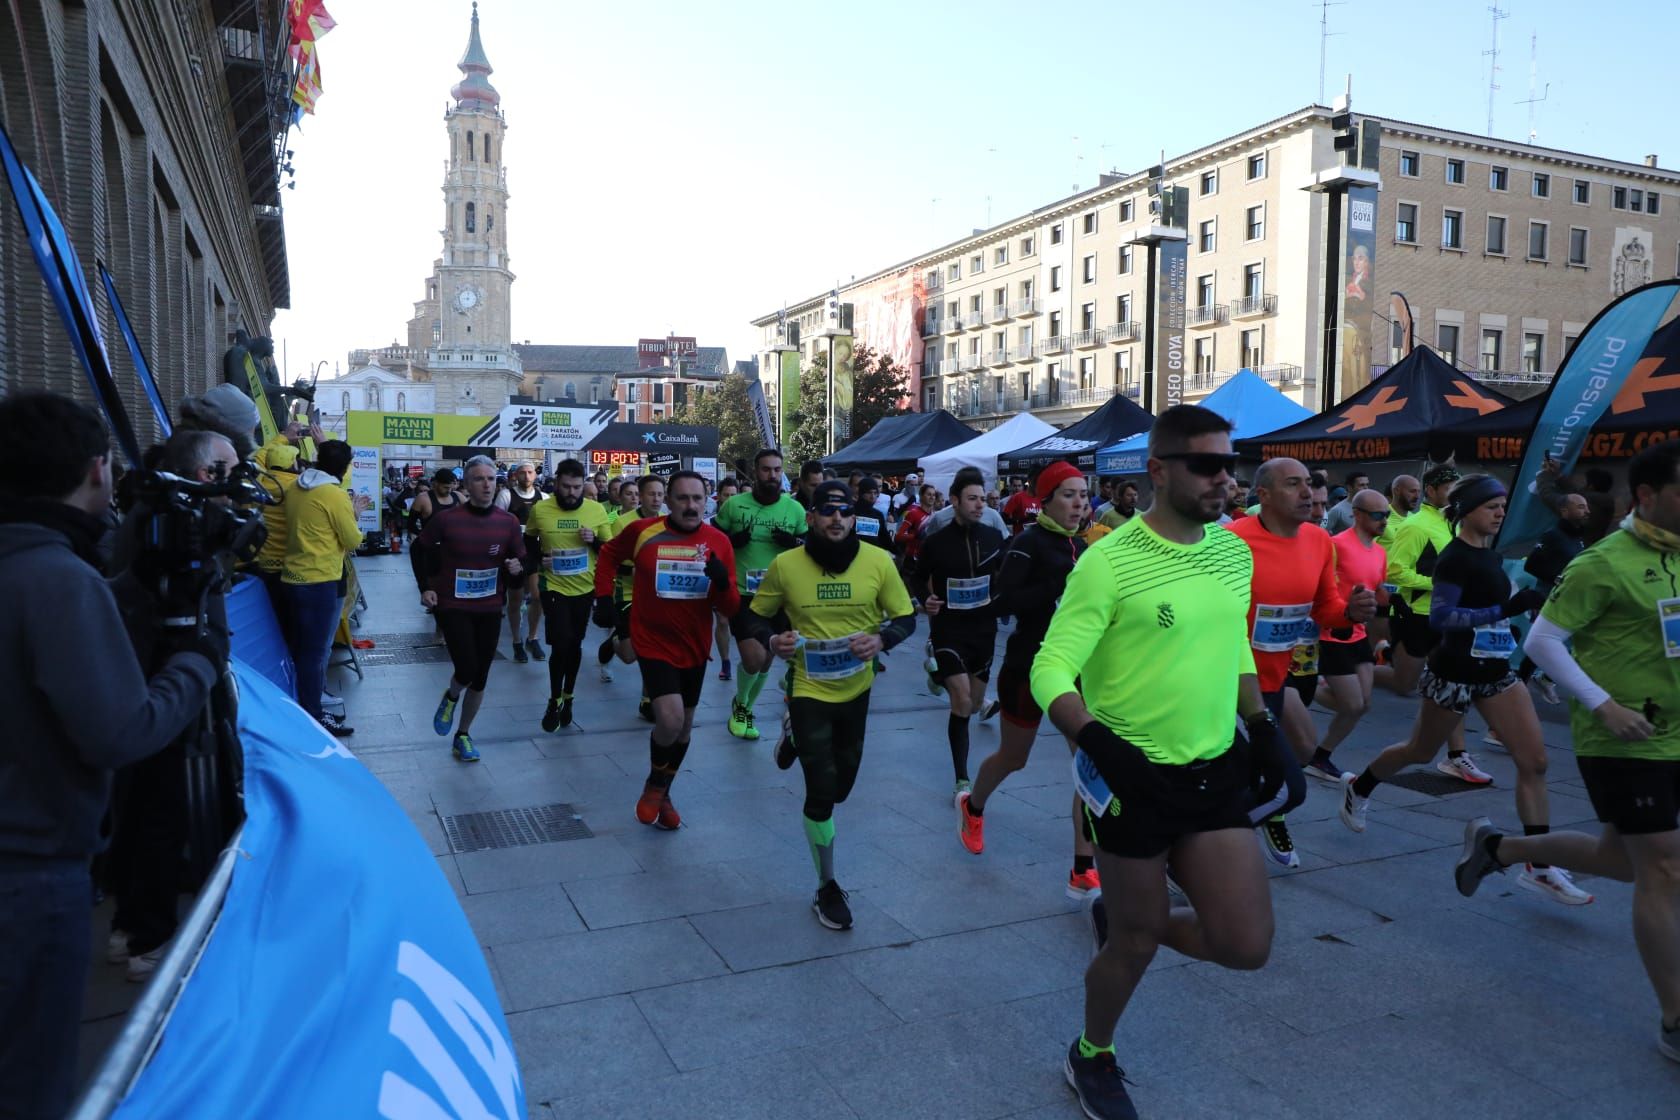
top-left (319, 712), bottom-right (355, 738)
top-left (638, 697), bottom-right (655, 723)
top-left (727, 700), bottom-right (760, 740)
top-left (923, 646), bottom-right (944, 697)
top-left (541, 698), bottom-right (563, 733)
top-left (1438, 752), bottom-right (1494, 785)
top-left (1305, 756), bottom-right (1352, 785)
top-left (952, 778), bottom-right (972, 806)
top-left (1661, 1020), bottom-right (1680, 1064)
top-left (1259, 816), bottom-right (1300, 868)
top-left (813, 879), bottom-right (853, 930)
top-left (1534, 674), bottom-right (1561, 706)
top-left (956, 792), bottom-right (985, 854)
top-left (1066, 867), bottom-right (1101, 900)
top-left (980, 698), bottom-right (1000, 721)
top-left (1482, 730), bottom-right (1505, 749)
top-left (557, 696), bottom-right (574, 729)
top-left (525, 639), bottom-right (546, 662)
top-left (513, 642), bottom-right (528, 664)
top-left (774, 711), bottom-right (796, 770)
top-left (599, 663), bottom-right (614, 684)
top-left (1519, 864), bottom-right (1594, 906)
top-left (126, 944), bottom-right (166, 984)
top-left (320, 690), bottom-right (346, 717)
top-left (635, 782), bottom-right (664, 825)
top-left (1338, 773), bottom-right (1370, 833)
top-left (654, 793), bottom-right (682, 831)
top-left (1085, 892), bottom-right (1108, 955)
top-left (1064, 1039), bottom-right (1138, 1120)
top-left (452, 732), bottom-right (480, 763)
top-left (1453, 816), bottom-right (1504, 897)
top-left (107, 930), bottom-right (130, 965)
top-left (433, 690), bottom-right (458, 736)
top-left (718, 659), bottom-right (732, 682)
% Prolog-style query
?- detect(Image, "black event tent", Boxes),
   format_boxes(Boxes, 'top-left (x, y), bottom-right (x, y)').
top-left (995, 393), bottom-right (1154, 472)
top-left (821, 410), bottom-right (978, 474)
top-left (1231, 346), bottom-right (1517, 464)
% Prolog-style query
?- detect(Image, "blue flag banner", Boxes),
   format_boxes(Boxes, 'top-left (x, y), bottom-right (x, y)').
top-left (0, 122), bottom-right (142, 465)
top-left (114, 663), bottom-right (524, 1119)
top-left (99, 263), bottom-right (173, 437)
top-left (225, 576), bottom-right (297, 698)
top-left (1501, 280), bottom-right (1680, 550)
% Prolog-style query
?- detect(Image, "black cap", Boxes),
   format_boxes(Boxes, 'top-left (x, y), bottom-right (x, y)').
top-left (811, 480), bottom-right (854, 509)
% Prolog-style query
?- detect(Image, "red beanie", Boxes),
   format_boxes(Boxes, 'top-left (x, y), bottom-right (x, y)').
top-left (1035, 461), bottom-right (1084, 502)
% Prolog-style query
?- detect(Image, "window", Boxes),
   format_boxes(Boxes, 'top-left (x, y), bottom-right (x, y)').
top-left (482, 136), bottom-right (491, 163)
top-left (970, 254), bottom-right (984, 274)
top-left (1528, 221), bottom-right (1549, 261)
top-left (1563, 333), bottom-right (1579, 356)
top-left (1049, 310), bottom-right (1062, 337)
top-left (1247, 152), bottom-right (1267, 180)
top-left (1020, 235), bottom-right (1036, 255)
top-left (1245, 204), bottom-right (1264, 240)
top-left (1050, 223), bottom-right (1064, 245)
top-left (1446, 158), bottom-right (1465, 184)
top-left (1196, 274), bottom-right (1215, 309)
top-left (1080, 302), bottom-right (1096, 331)
top-left (1020, 278), bottom-right (1035, 300)
top-left (1399, 150), bottom-right (1420, 177)
top-left (1442, 209), bottom-right (1463, 249)
top-left (1523, 332), bottom-right (1545, 374)
top-left (970, 293), bottom-right (983, 314)
top-left (1613, 186), bottom-right (1628, 210)
top-left (947, 263), bottom-right (960, 281)
top-left (1194, 336), bottom-right (1215, 374)
top-left (1481, 328), bottom-right (1503, 370)
top-left (1018, 324), bottom-right (1033, 348)
top-left (1118, 199), bottom-right (1134, 222)
top-left (1114, 349), bottom-right (1132, 385)
top-left (1569, 227), bottom-right (1589, 266)
top-left (1649, 192), bottom-right (1662, 215)
top-left (561, 381), bottom-right (576, 400)
top-left (1198, 219), bottom-right (1216, 253)
top-left (486, 205), bottom-right (493, 231)
top-left (1118, 245), bottom-right (1133, 274)
top-left (1490, 165), bottom-right (1508, 191)
top-left (1573, 179), bottom-right (1591, 205)
top-left (1082, 254), bottom-right (1097, 283)
top-left (947, 300), bottom-right (959, 319)
top-left (627, 383), bottom-right (640, 403)
top-left (1533, 172), bottom-right (1550, 198)
top-left (1050, 265), bottom-right (1063, 292)
top-left (465, 201), bottom-right (476, 232)
top-left (1117, 294), bottom-right (1133, 323)
top-left (1200, 169), bottom-right (1218, 195)
top-left (946, 342), bottom-right (957, 360)
top-left (1437, 324), bottom-right (1460, 364)
top-left (993, 286), bottom-right (1007, 308)
top-left (1082, 212), bottom-right (1097, 234)
top-left (339, 391), bottom-right (350, 411)
top-left (1396, 202), bottom-right (1418, 243)
top-left (1486, 215), bottom-right (1507, 255)
top-left (1242, 262), bottom-right (1263, 300)
top-left (466, 131), bottom-right (474, 160)
top-left (992, 330), bottom-right (1006, 351)
top-left (1078, 356), bottom-right (1096, 389)
top-left (1631, 190), bottom-right (1644, 213)
top-left (1241, 328), bottom-right (1262, 367)
top-left (926, 268), bottom-right (940, 290)
top-left (652, 384), bottom-right (665, 404)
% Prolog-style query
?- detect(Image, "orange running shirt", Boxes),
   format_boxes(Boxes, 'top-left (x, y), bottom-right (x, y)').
top-left (1225, 515), bottom-right (1348, 692)
top-left (1322, 528), bottom-right (1387, 645)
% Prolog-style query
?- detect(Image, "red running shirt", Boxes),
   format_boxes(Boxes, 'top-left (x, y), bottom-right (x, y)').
top-left (1322, 528), bottom-right (1387, 645)
top-left (594, 516), bottom-right (741, 668)
top-left (1224, 516), bottom-right (1349, 692)
top-left (1002, 492), bottom-right (1041, 536)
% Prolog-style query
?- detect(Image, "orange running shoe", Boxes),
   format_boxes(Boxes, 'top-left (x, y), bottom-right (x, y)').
top-left (1065, 867), bottom-right (1101, 901)
top-left (635, 782), bottom-right (663, 825)
top-left (655, 793), bottom-right (682, 831)
top-left (956, 792), bottom-right (985, 855)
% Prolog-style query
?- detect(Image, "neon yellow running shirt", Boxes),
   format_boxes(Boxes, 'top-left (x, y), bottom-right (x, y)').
top-left (751, 545), bottom-right (914, 703)
top-left (527, 497), bottom-right (614, 597)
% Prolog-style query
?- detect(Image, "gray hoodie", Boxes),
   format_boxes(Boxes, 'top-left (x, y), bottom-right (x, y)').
top-left (0, 519), bottom-right (216, 862)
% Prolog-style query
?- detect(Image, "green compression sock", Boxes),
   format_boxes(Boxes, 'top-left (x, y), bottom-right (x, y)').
top-left (734, 670), bottom-right (758, 706)
top-left (802, 814), bottom-right (835, 885)
top-left (745, 670), bottom-right (770, 706)
top-left (1078, 1033), bottom-right (1115, 1059)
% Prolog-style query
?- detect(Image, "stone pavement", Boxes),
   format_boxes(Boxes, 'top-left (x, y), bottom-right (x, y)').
top-left (96, 551), bottom-right (1680, 1117)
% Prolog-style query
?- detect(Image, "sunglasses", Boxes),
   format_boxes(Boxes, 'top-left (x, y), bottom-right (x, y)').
top-left (815, 504), bottom-right (852, 517)
top-left (1156, 452), bottom-right (1240, 477)
top-left (1356, 508), bottom-right (1390, 520)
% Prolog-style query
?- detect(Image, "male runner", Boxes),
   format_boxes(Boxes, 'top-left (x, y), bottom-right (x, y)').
top-left (711, 476), bottom-right (741, 680)
top-left (715, 448), bottom-right (808, 741)
top-left (420, 456), bottom-right (527, 762)
top-left (1457, 440), bottom-right (1680, 1059)
top-left (894, 482), bottom-right (939, 570)
top-left (852, 476), bottom-right (895, 549)
top-left (409, 468), bottom-right (461, 600)
top-left (1097, 478), bottom-right (1139, 530)
top-left (1001, 475), bottom-right (1041, 538)
top-left (1309, 487), bottom-right (1391, 781)
top-left (528, 458), bottom-right (613, 731)
top-left (496, 461), bottom-right (546, 663)
top-left (593, 471), bottom-right (738, 828)
top-left (1033, 405), bottom-right (1283, 1120)
top-left (744, 480), bottom-right (916, 929)
top-left (596, 474), bottom-right (665, 701)
top-left (956, 461), bottom-right (1100, 897)
top-left (913, 465), bottom-right (1006, 799)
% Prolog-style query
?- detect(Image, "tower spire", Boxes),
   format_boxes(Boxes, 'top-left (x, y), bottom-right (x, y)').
top-left (452, 2), bottom-right (500, 109)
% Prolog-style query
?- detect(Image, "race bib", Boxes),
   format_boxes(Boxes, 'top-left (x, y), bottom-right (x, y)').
top-left (854, 516), bottom-right (881, 538)
top-left (946, 575), bottom-right (991, 610)
top-left (1380, 582), bottom-right (1399, 597)
top-left (655, 559), bottom-right (710, 600)
top-left (1291, 640), bottom-right (1320, 677)
top-left (1252, 602), bottom-right (1313, 653)
top-left (1072, 749), bottom-right (1115, 816)
top-left (548, 548), bottom-right (588, 576)
top-left (1658, 597), bottom-right (1680, 658)
top-left (801, 635), bottom-right (868, 681)
top-left (454, 567), bottom-right (497, 600)
top-left (746, 568), bottom-right (767, 594)
top-left (1470, 622), bottom-right (1517, 659)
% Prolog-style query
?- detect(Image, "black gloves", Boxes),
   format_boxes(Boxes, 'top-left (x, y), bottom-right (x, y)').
top-left (704, 553), bottom-right (729, 588)
top-left (592, 595), bottom-right (616, 629)
top-left (728, 527), bottom-right (752, 549)
top-left (1501, 587), bottom-right (1548, 618)
top-left (771, 528), bottom-right (802, 549)
top-left (1245, 713), bottom-right (1286, 809)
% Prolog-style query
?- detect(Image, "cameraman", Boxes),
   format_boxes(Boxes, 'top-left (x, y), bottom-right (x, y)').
top-left (0, 393), bottom-right (217, 1120)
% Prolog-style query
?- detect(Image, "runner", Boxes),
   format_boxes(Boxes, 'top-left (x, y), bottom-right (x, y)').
top-left (1456, 441), bottom-right (1680, 1057)
top-left (852, 476), bottom-right (895, 550)
top-left (592, 471), bottom-right (739, 829)
top-left (913, 465), bottom-right (1006, 799)
top-left (711, 476), bottom-right (741, 680)
top-left (894, 482), bottom-right (938, 571)
top-left (1032, 405), bottom-right (1282, 1120)
top-left (1338, 476), bottom-right (1590, 902)
top-left (408, 468), bottom-right (461, 600)
top-left (1308, 487), bottom-right (1392, 781)
top-left (956, 462), bottom-right (1100, 897)
top-left (528, 458), bottom-right (613, 731)
top-left (715, 448), bottom-right (808, 741)
top-left (1226, 459), bottom-right (1375, 868)
top-left (592, 478), bottom-right (640, 684)
top-left (419, 456), bottom-right (527, 763)
top-left (1097, 478), bottom-right (1139, 530)
top-left (742, 480), bottom-right (917, 930)
top-left (495, 461), bottom-right (547, 664)
top-left (1001, 475), bottom-right (1041, 538)
top-left (597, 474), bottom-right (666, 718)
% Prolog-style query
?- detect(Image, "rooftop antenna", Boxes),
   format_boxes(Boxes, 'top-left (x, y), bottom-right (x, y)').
top-left (1071, 134), bottom-right (1083, 193)
top-left (1483, 5), bottom-right (1508, 136)
top-left (1515, 33), bottom-right (1549, 143)
top-left (1316, 0), bottom-right (1346, 106)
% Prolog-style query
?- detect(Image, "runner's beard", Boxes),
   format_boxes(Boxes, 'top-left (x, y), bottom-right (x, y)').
top-left (557, 493), bottom-right (583, 511)
top-left (753, 481), bottom-right (781, 505)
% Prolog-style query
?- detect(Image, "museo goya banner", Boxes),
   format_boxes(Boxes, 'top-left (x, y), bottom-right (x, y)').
top-left (114, 663), bottom-right (523, 1118)
top-left (345, 404), bottom-right (616, 452)
top-left (1153, 235), bottom-right (1188, 413)
top-left (1339, 183), bottom-right (1379, 400)
top-left (1501, 279), bottom-right (1680, 550)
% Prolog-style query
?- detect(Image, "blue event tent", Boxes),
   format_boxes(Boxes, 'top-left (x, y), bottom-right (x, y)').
top-left (1095, 369), bottom-right (1314, 474)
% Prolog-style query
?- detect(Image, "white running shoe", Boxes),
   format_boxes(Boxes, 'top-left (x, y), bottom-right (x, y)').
top-left (1518, 864), bottom-right (1594, 906)
top-left (1437, 752), bottom-right (1494, 785)
top-left (1338, 773), bottom-right (1370, 833)
top-left (1534, 675), bottom-right (1561, 706)
top-left (599, 663), bottom-right (614, 684)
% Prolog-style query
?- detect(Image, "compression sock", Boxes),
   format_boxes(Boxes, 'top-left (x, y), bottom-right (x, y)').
top-left (948, 714), bottom-right (971, 781)
top-left (597, 636), bottom-right (614, 665)
top-left (648, 732), bottom-right (672, 783)
top-left (1073, 854), bottom-right (1094, 875)
top-left (1483, 831), bottom-right (1506, 867)
top-left (1447, 748), bottom-right (1465, 758)
top-left (1077, 1034), bottom-right (1115, 1059)
top-left (1351, 768), bottom-right (1380, 798)
top-left (746, 670), bottom-right (770, 705)
top-left (802, 814), bottom-right (836, 886)
top-left (734, 670), bottom-right (757, 706)
top-left (1524, 823), bottom-right (1550, 869)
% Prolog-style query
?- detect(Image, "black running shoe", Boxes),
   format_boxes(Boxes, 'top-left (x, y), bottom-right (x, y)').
top-left (525, 639), bottom-right (546, 662)
top-left (513, 642), bottom-right (528, 664)
top-left (981, 698), bottom-right (1001, 721)
top-left (541, 698), bottom-right (563, 733)
top-left (775, 733), bottom-right (797, 771)
top-left (813, 879), bottom-right (853, 930)
top-left (1064, 1039), bottom-right (1138, 1120)
top-left (558, 696), bottom-right (574, 728)
top-left (319, 712), bottom-right (355, 738)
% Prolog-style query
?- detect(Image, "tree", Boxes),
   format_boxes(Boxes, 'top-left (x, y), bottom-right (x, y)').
top-left (784, 343), bottom-right (910, 465)
top-left (658, 372), bottom-right (765, 479)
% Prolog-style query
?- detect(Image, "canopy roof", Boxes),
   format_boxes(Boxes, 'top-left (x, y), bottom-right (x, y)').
top-left (995, 393), bottom-right (1154, 472)
top-left (918, 411), bottom-right (1058, 492)
top-left (821, 410), bottom-right (978, 474)
top-left (1097, 369), bottom-right (1314, 474)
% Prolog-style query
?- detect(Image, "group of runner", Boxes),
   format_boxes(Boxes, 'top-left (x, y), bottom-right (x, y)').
top-left (402, 425), bottom-right (1680, 1119)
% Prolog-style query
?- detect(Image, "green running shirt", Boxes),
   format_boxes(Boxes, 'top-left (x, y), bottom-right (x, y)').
top-left (714, 492), bottom-right (809, 594)
top-left (1385, 503), bottom-right (1450, 613)
top-left (751, 545), bottom-right (915, 703)
top-left (1031, 515), bottom-right (1256, 765)
top-left (1541, 529), bottom-right (1680, 762)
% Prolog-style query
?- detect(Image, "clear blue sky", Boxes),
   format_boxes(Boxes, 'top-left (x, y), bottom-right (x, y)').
top-left (273, 0), bottom-right (1679, 381)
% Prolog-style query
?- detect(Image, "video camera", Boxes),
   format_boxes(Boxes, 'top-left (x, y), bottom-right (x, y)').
top-left (128, 462), bottom-right (271, 626)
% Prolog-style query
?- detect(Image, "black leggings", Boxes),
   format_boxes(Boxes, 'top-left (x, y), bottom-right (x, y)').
top-left (790, 692), bottom-right (871, 821)
top-left (541, 589), bottom-right (593, 697)
top-left (438, 609), bottom-right (502, 692)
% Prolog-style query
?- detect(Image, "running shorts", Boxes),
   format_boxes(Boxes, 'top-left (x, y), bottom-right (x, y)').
top-left (1419, 667), bottom-right (1517, 715)
top-left (540, 589), bottom-right (592, 651)
top-left (1390, 610), bottom-right (1438, 659)
top-left (437, 608), bottom-right (502, 692)
top-left (931, 631), bottom-right (994, 683)
top-left (728, 593), bottom-right (788, 645)
top-left (639, 657), bottom-right (705, 708)
top-left (1319, 636), bottom-right (1374, 677)
top-left (1576, 756), bottom-right (1680, 835)
top-left (1080, 731), bottom-right (1252, 860)
top-left (994, 663), bottom-right (1042, 729)
top-left (1285, 671), bottom-right (1319, 708)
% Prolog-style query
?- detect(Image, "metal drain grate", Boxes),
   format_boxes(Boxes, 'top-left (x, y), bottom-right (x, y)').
top-left (361, 645), bottom-right (461, 666)
top-left (440, 803), bottom-right (592, 853)
top-left (1386, 769), bottom-right (1494, 797)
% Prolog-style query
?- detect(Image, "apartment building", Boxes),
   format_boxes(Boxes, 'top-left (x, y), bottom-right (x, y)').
top-left (751, 106), bottom-right (1680, 430)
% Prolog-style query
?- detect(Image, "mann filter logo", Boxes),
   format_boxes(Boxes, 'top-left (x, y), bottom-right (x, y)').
top-left (1349, 198), bottom-right (1375, 232)
top-left (816, 583), bottom-right (851, 601)
top-left (543, 410), bottom-right (571, 426)
top-left (386, 415), bottom-right (434, 441)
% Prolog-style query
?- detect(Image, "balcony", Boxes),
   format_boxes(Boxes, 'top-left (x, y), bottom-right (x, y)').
top-left (922, 315), bottom-right (942, 337)
top-left (1120, 383), bottom-right (1143, 400)
top-left (1035, 335), bottom-right (1069, 357)
top-left (1012, 298), bottom-right (1042, 317)
top-left (1468, 368), bottom-right (1555, 387)
top-left (1230, 293), bottom-right (1277, 320)
top-left (1183, 369), bottom-right (1239, 395)
top-left (963, 350), bottom-right (987, 371)
top-left (1071, 329), bottom-right (1103, 350)
top-left (963, 309), bottom-right (988, 329)
top-left (937, 358), bottom-right (962, 376)
top-left (986, 348), bottom-right (1013, 368)
top-left (1010, 345), bottom-right (1041, 363)
top-left (989, 302), bottom-right (1013, 323)
top-left (1060, 385), bottom-right (1117, 408)
top-left (1254, 362), bottom-right (1304, 385)
top-left (943, 317), bottom-right (965, 336)
top-left (1103, 321), bottom-right (1140, 343)
top-left (947, 390), bottom-right (1022, 418)
top-left (1186, 304), bottom-right (1228, 328)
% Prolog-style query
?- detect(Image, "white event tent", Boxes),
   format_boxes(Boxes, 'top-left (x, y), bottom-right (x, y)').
top-left (917, 411), bottom-right (1057, 494)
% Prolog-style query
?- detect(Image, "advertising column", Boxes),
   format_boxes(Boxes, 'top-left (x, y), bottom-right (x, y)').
top-left (1153, 235), bottom-right (1188, 412)
top-left (1340, 184), bottom-right (1379, 399)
